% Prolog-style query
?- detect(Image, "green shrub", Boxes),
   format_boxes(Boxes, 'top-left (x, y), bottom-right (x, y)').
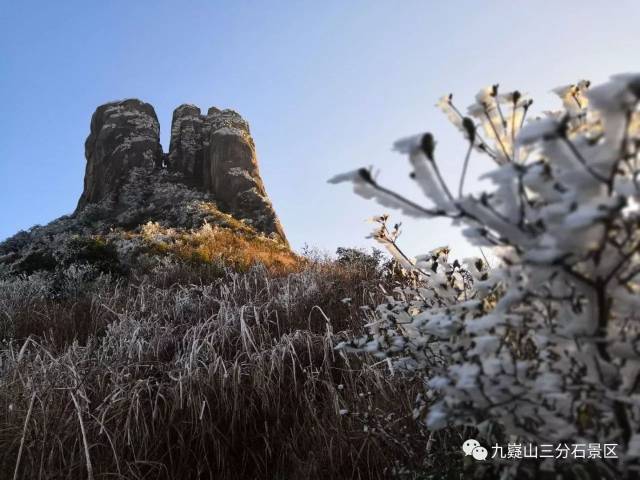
top-left (65, 236), bottom-right (125, 275)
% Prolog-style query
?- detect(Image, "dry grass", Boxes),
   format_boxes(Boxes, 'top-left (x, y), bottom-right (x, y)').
top-left (143, 221), bottom-right (301, 276)
top-left (0, 253), bottom-right (454, 479)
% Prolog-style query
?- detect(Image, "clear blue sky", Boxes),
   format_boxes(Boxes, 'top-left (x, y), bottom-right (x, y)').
top-left (2, 1), bottom-right (639, 259)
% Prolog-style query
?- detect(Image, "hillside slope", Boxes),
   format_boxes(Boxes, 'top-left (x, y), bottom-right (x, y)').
top-left (0, 101), bottom-right (440, 479)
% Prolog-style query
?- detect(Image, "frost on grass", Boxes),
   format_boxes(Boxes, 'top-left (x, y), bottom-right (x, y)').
top-left (333, 74), bottom-right (640, 478)
top-left (0, 250), bottom-right (437, 479)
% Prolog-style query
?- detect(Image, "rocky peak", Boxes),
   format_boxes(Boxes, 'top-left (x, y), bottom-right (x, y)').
top-left (77, 99), bottom-right (162, 209)
top-left (76, 99), bottom-right (287, 243)
top-left (167, 104), bottom-right (250, 179)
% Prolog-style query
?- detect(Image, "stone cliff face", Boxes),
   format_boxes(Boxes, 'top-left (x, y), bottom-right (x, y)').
top-left (167, 104), bottom-right (285, 241)
top-left (77, 99), bottom-right (162, 209)
top-left (76, 99), bottom-right (287, 243)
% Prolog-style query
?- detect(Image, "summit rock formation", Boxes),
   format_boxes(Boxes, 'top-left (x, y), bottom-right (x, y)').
top-left (166, 104), bottom-right (285, 240)
top-left (77, 99), bottom-right (163, 209)
top-left (76, 99), bottom-right (287, 242)
top-left (0, 99), bottom-right (288, 273)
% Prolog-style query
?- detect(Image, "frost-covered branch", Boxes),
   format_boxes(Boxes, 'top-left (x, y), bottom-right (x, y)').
top-left (332, 74), bottom-right (640, 477)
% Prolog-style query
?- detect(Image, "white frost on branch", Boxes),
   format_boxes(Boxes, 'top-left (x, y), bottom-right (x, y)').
top-left (332, 74), bottom-right (640, 478)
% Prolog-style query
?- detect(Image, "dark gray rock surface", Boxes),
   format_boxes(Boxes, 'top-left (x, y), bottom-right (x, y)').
top-left (75, 99), bottom-right (286, 243)
top-left (166, 103), bottom-right (286, 242)
top-left (77, 99), bottom-right (162, 210)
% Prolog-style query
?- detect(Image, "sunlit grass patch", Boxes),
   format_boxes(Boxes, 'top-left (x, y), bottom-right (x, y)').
top-left (141, 221), bottom-right (301, 275)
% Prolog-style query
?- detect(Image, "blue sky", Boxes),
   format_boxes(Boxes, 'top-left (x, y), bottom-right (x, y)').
top-left (2, 1), bottom-right (640, 259)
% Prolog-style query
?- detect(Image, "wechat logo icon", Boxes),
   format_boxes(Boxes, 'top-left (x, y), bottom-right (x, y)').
top-left (462, 438), bottom-right (488, 461)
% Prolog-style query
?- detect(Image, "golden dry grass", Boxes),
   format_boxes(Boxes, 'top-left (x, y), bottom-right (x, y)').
top-left (143, 221), bottom-right (301, 276)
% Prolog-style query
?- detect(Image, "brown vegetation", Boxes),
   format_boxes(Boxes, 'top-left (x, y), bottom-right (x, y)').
top-left (0, 244), bottom-right (459, 479)
top-left (143, 221), bottom-right (301, 275)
